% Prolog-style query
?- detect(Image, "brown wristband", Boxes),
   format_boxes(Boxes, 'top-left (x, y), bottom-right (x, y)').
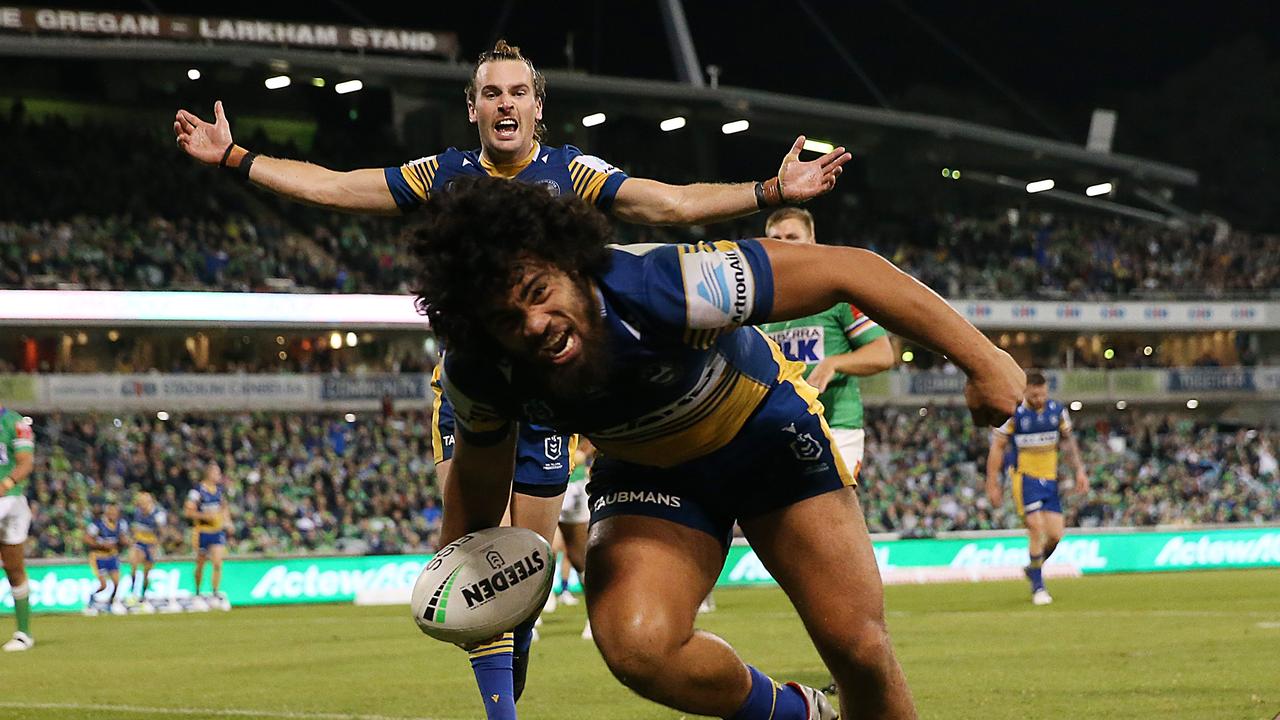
top-left (757, 176), bottom-right (784, 207)
top-left (220, 144), bottom-right (250, 169)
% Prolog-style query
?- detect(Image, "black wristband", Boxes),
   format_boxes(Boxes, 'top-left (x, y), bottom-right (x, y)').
top-left (238, 151), bottom-right (257, 181)
top-left (218, 143), bottom-right (235, 168)
top-left (754, 180), bottom-right (768, 210)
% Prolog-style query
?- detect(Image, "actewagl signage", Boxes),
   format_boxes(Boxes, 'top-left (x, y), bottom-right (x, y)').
top-left (4, 528), bottom-right (1275, 613)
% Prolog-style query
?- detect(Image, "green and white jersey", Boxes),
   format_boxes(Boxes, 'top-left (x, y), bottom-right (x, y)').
top-left (0, 408), bottom-right (34, 496)
top-left (759, 303), bottom-right (887, 430)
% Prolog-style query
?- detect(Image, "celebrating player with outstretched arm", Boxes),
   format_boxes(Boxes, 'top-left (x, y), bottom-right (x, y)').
top-left (413, 177), bottom-right (1024, 720)
top-left (177, 38), bottom-right (850, 720)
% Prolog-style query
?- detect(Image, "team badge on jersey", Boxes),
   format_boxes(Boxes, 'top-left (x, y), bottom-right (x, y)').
top-left (783, 423), bottom-right (823, 461)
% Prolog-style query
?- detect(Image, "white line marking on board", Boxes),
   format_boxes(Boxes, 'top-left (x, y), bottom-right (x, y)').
top-left (0, 701), bottom-right (453, 720)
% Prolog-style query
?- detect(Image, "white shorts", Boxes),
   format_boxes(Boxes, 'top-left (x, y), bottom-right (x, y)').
top-left (559, 481), bottom-right (590, 525)
top-left (830, 428), bottom-right (865, 481)
top-left (0, 495), bottom-right (32, 546)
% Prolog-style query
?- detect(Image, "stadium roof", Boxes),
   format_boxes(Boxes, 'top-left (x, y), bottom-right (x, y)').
top-left (0, 33), bottom-right (1199, 223)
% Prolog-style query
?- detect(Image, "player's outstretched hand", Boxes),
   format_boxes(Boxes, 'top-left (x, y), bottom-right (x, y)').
top-left (777, 135), bottom-right (852, 202)
top-left (174, 100), bottom-right (234, 166)
top-left (963, 348), bottom-right (1025, 428)
top-left (1074, 468), bottom-right (1089, 495)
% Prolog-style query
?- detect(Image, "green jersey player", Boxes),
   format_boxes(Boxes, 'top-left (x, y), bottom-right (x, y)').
top-left (759, 208), bottom-right (895, 481)
top-left (0, 406), bottom-right (35, 651)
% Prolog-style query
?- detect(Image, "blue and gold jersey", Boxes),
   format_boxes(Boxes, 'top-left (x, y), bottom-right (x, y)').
top-left (131, 507), bottom-right (165, 545)
top-left (994, 400), bottom-right (1073, 479)
top-left (384, 143), bottom-right (628, 212)
top-left (441, 240), bottom-right (820, 468)
top-left (187, 484), bottom-right (226, 533)
top-left (87, 517), bottom-right (126, 556)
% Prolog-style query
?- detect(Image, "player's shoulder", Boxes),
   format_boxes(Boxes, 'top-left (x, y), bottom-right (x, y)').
top-left (1045, 399), bottom-right (1063, 413)
top-left (403, 147), bottom-right (473, 171)
top-left (602, 240), bottom-right (771, 331)
top-left (555, 144), bottom-right (619, 174)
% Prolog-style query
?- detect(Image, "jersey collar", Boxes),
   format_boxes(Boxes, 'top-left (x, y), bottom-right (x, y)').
top-left (480, 142), bottom-right (540, 179)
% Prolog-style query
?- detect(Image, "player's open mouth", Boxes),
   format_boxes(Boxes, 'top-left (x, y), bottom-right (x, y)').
top-left (541, 328), bottom-right (580, 365)
top-left (494, 118), bottom-right (518, 141)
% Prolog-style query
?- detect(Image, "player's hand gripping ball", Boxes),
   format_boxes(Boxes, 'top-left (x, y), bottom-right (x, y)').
top-left (411, 527), bottom-right (554, 644)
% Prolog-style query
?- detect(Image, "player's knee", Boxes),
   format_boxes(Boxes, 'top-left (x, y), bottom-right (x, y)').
top-left (824, 618), bottom-right (897, 675)
top-left (591, 605), bottom-right (687, 694)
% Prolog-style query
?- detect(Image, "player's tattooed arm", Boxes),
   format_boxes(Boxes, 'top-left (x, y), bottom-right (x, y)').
top-left (610, 136), bottom-right (850, 226)
top-left (762, 239), bottom-right (1024, 427)
top-left (175, 101), bottom-right (400, 215)
top-left (1061, 429), bottom-right (1088, 494)
top-left (438, 429), bottom-right (518, 548)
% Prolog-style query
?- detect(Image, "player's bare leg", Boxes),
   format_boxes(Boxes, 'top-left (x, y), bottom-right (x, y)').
top-left (741, 487), bottom-right (916, 720)
top-left (210, 544), bottom-right (225, 594)
top-left (584, 515), bottom-right (747, 716)
top-left (1, 543), bottom-right (33, 648)
top-left (559, 520), bottom-right (588, 579)
top-left (193, 553), bottom-right (206, 596)
top-left (1024, 510), bottom-right (1048, 559)
top-left (1039, 511), bottom-right (1066, 560)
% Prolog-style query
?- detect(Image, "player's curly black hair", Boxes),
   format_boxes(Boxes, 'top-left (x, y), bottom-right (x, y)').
top-left (409, 176), bottom-right (614, 351)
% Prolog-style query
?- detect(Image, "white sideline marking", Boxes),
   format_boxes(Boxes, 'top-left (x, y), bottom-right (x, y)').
top-left (1256, 621), bottom-right (1280, 629)
top-left (0, 701), bottom-right (448, 720)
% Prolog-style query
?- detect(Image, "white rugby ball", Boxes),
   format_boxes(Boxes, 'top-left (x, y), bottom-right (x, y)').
top-left (411, 527), bottom-right (554, 644)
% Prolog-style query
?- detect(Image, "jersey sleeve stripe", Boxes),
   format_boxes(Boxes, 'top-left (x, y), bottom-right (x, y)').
top-left (400, 167), bottom-right (428, 200)
top-left (847, 321), bottom-right (881, 338)
top-left (581, 172), bottom-right (610, 204)
top-left (570, 164), bottom-right (590, 196)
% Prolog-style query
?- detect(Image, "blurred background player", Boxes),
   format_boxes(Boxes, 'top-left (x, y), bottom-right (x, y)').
top-left (759, 207), bottom-right (895, 480)
top-left (127, 491), bottom-right (165, 611)
top-left (0, 406), bottom-right (35, 650)
top-left (557, 437), bottom-right (592, 610)
top-left (84, 500), bottom-right (128, 616)
top-left (557, 439), bottom-right (593, 640)
top-left (986, 371), bottom-right (1088, 605)
top-left (186, 462), bottom-right (232, 611)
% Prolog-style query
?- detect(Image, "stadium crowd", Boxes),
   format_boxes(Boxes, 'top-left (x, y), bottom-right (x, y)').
top-left (16, 408), bottom-right (1278, 559)
top-left (25, 411), bottom-right (442, 559)
top-left (859, 407), bottom-right (1280, 535)
top-left (6, 210), bottom-right (1275, 300)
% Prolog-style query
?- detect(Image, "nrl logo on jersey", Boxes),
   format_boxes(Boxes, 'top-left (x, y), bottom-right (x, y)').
top-left (543, 436), bottom-right (563, 460)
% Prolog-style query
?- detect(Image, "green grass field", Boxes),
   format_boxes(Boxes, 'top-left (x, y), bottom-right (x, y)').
top-left (1, 569), bottom-right (1276, 720)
